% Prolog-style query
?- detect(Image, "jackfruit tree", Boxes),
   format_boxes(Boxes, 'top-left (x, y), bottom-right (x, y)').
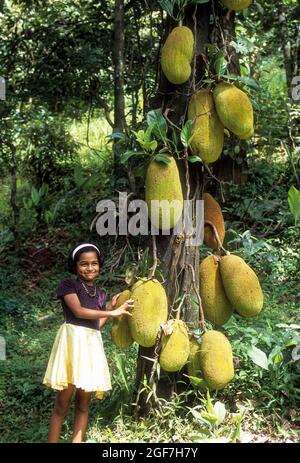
top-left (130, 0), bottom-right (260, 415)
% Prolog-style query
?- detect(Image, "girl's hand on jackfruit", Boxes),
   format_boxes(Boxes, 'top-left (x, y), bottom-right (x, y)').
top-left (110, 298), bottom-right (134, 318)
top-left (110, 292), bottom-right (123, 308)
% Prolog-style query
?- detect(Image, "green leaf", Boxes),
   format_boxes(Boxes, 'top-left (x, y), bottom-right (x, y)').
top-left (121, 150), bottom-right (144, 164)
top-left (73, 166), bottom-right (85, 187)
top-left (180, 120), bottom-right (193, 148)
top-left (247, 346), bottom-right (269, 370)
top-left (213, 401), bottom-right (226, 425)
top-left (147, 110), bottom-right (167, 141)
top-left (157, 0), bottom-right (174, 16)
top-left (31, 187), bottom-right (40, 206)
top-left (288, 185), bottom-right (300, 226)
top-left (201, 411), bottom-right (218, 424)
top-left (153, 154), bottom-right (172, 164)
top-left (188, 155), bottom-right (202, 163)
top-left (114, 353), bottom-right (129, 392)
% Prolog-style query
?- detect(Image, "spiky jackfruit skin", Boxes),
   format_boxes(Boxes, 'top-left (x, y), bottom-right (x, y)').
top-left (145, 155), bottom-right (183, 231)
top-left (188, 90), bottom-right (224, 163)
top-left (199, 330), bottom-right (234, 390)
top-left (221, 0), bottom-right (252, 11)
top-left (159, 320), bottom-right (190, 372)
top-left (129, 279), bottom-right (168, 347)
top-left (161, 26), bottom-right (194, 85)
top-left (199, 256), bottom-right (233, 326)
top-left (203, 193), bottom-right (225, 250)
top-left (111, 290), bottom-right (133, 349)
top-left (219, 255), bottom-right (264, 317)
top-left (213, 82), bottom-right (254, 139)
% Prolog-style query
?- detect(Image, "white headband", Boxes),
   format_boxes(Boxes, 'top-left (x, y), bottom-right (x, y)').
top-left (72, 243), bottom-right (100, 260)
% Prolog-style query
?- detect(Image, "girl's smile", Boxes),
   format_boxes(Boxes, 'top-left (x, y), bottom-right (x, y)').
top-left (76, 251), bottom-right (100, 284)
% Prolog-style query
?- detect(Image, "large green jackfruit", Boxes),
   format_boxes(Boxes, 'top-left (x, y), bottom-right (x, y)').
top-left (199, 255), bottom-right (233, 325)
top-left (111, 289), bottom-right (134, 349)
top-left (161, 26), bottom-right (194, 85)
top-left (203, 193), bottom-right (225, 250)
top-left (221, 0), bottom-right (252, 11)
top-left (213, 82), bottom-right (254, 139)
top-left (129, 278), bottom-right (168, 347)
top-left (219, 255), bottom-right (264, 317)
top-left (159, 319), bottom-right (190, 372)
top-left (145, 155), bottom-right (183, 231)
top-left (188, 89), bottom-right (224, 163)
top-left (199, 330), bottom-right (234, 390)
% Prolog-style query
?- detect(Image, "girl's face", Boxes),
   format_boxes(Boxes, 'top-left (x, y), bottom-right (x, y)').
top-left (76, 251), bottom-right (100, 284)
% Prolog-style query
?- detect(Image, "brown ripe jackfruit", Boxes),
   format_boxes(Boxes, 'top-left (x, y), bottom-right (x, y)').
top-left (203, 193), bottom-right (225, 250)
top-left (111, 289), bottom-right (134, 349)
top-left (129, 278), bottom-right (168, 347)
top-left (159, 319), bottom-right (190, 372)
top-left (213, 82), bottom-right (254, 140)
top-left (219, 255), bottom-right (264, 317)
top-left (161, 26), bottom-right (194, 85)
top-left (199, 330), bottom-right (234, 390)
top-left (188, 89), bottom-right (224, 163)
top-left (145, 155), bottom-right (183, 231)
top-left (221, 0), bottom-right (252, 11)
top-left (199, 255), bottom-right (233, 325)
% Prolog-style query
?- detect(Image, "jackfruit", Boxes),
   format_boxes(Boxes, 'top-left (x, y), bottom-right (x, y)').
top-left (219, 255), bottom-right (263, 317)
top-left (188, 89), bottom-right (224, 163)
top-left (145, 155), bottom-right (183, 230)
top-left (129, 278), bottom-right (168, 347)
top-left (199, 255), bottom-right (233, 325)
top-left (199, 330), bottom-right (234, 390)
top-left (161, 26), bottom-right (194, 85)
top-left (159, 319), bottom-right (190, 372)
top-left (221, 0), bottom-right (252, 11)
top-left (213, 82), bottom-right (254, 139)
top-left (203, 193), bottom-right (225, 250)
top-left (111, 289), bottom-right (134, 348)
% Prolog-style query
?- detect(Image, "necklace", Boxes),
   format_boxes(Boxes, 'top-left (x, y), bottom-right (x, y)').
top-left (81, 281), bottom-right (97, 297)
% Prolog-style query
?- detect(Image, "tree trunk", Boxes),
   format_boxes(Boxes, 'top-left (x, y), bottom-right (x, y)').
top-left (279, 5), bottom-right (293, 98)
top-left (135, 3), bottom-right (212, 416)
top-left (113, 0), bottom-right (136, 192)
top-left (113, 0), bottom-right (126, 133)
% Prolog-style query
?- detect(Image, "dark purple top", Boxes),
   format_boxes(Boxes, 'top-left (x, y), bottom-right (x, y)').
top-left (55, 278), bottom-right (107, 331)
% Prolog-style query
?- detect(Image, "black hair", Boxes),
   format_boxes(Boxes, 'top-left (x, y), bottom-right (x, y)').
top-left (67, 243), bottom-right (104, 275)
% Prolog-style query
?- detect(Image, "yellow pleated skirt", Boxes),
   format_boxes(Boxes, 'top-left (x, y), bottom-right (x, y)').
top-left (43, 323), bottom-right (112, 399)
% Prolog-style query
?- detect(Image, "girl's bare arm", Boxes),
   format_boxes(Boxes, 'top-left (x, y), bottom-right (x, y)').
top-left (63, 293), bottom-right (133, 320)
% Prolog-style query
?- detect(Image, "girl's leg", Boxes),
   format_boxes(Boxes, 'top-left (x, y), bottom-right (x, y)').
top-left (72, 388), bottom-right (92, 443)
top-left (48, 384), bottom-right (75, 443)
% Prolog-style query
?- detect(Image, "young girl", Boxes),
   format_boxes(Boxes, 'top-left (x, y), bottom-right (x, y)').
top-left (43, 242), bottom-right (133, 443)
